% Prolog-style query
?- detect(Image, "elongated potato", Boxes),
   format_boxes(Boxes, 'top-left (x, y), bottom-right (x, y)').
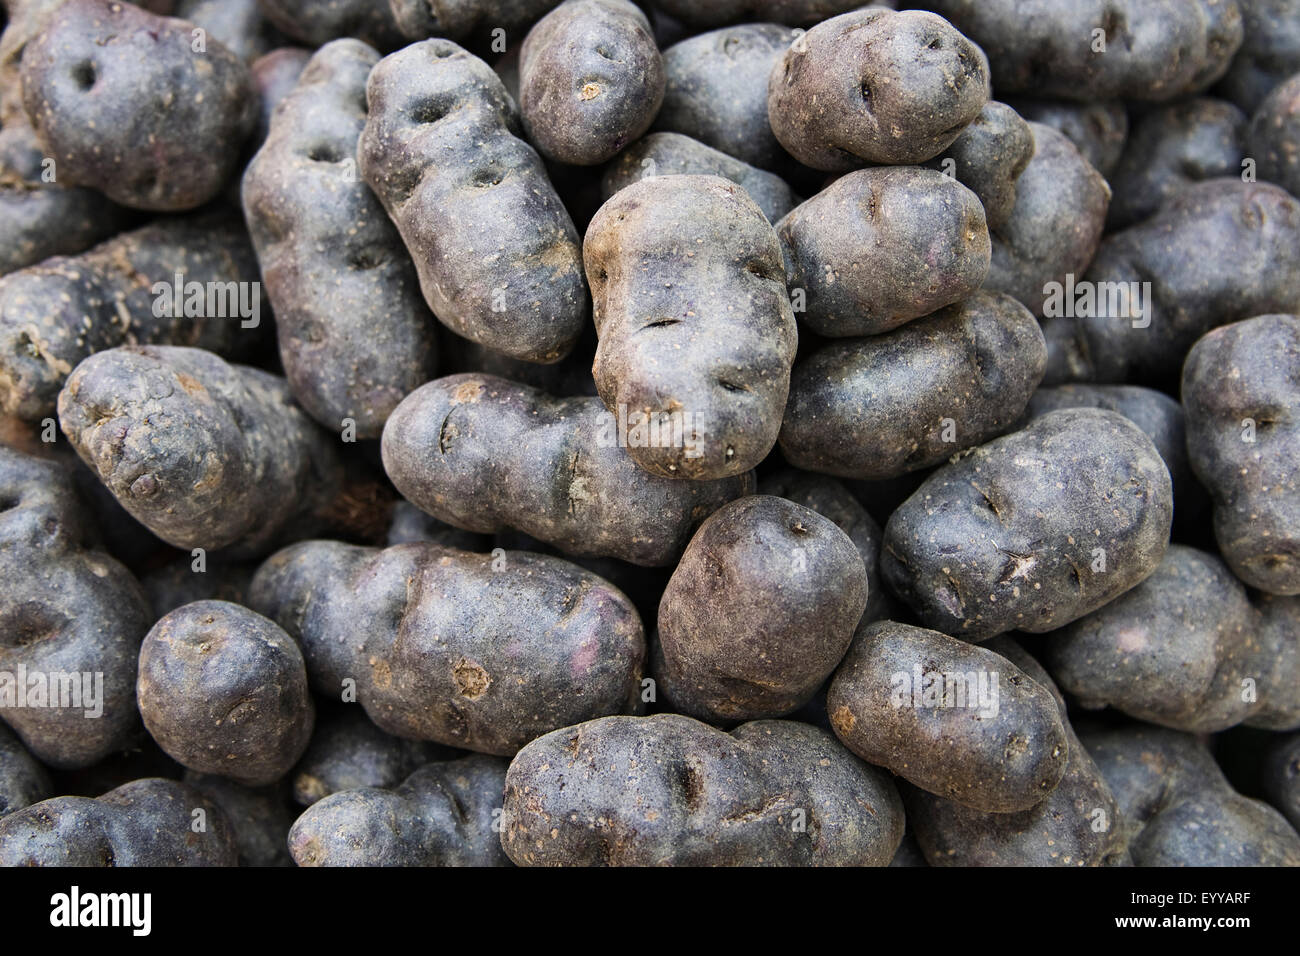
top-left (927, 101), bottom-right (1035, 231)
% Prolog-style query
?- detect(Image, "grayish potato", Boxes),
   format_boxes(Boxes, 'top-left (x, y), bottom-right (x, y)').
top-left (1004, 97), bottom-right (1128, 177)
top-left (0, 719), bottom-right (51, 818)
top-left (1248, 73), bottom-right (1300, 200)
top-left (184, 772), bottom-right (294, 867)
top-left (387, 0), bottom-right (562, 46)
top-left (255, 0), bottom-right (405, 49)
top-left (1260, 730), bottom-right (1300, 830)
top-left (1216, 0), bottom-right (1300, 112)
top-left (652, 0), bottom-right (882, 29)
top-left (926, 101), bottom-right (1034, 232)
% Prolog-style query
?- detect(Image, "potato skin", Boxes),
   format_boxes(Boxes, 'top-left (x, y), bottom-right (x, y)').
top-left (1042, 180), bottom-right (1300, 386)
top-left (249, 46), bottom-right (311, 145)
top-left (289, 756), bottom-right (510, 866)
top-left (183, 772), bottom-right (294, 867)
top-left (21, 0), bottom-right (257, 210)
top-left (242, 39), bottom-right (437, 438)
top-left (1082, 724), bottom-right (1300, 866)
top-left (828, 622), bottom-right (1067, 813)
top-left (776, 167), bottom-right (990, 337)
top-left (882, 408), bottom-right (1173, 641)
top-left (0, 777), bottom-right (239, 866)
top-left (358, 39), bottom-right (587, 364)
top-left (653, 0), bottom-right (878, 29)
top-left (922, 0), bottom-right (1243, 102)
top-left (1046, 546), bottom-right (1300, 733)
top-left (1261, 730), bottom-right (1300, 830)
top-left (248, 540), bottom-right (646, 756)
top-left (1005, 97), bottom-right (1129, 177)
top-left (137, 600), bottom-right (315, 786)
top-left (255, 0), bottom-right (405, 49)
top-left (57, 345), bottom-right (345, 555)
top-left (519, 0), bottom-right (663, 166)
top-left (381, 373), bottom-right (753, 567)
top-left (585, 175), bottom-right (797, 480)
top-left (1248, 73), bottom-right (1300, 201)
top-left (501, 714), bottom-right (903, 866)
top-left (0, 722), bottom-right (51, 818)
top-left (1218, 0), bottom-right (1300, 112)
top-left (656, 496), bottom-right (867, 722)
top-left (768, 9), bottom-right (988, 170)
top-left (602, 132), bottom-right (796, 225)
top-left (1183, 314), bottom-right (1300, 594)
top-left (927, 101), bottom-right (1034, 232)
top-left (655, 23), bottom-right (799, 172)
top-left (0, 446), bottom-right (150, 768)
top-left (780, 292), bottom-right (1046, 480)
top-left (387, 0), bottom-right (561, 45)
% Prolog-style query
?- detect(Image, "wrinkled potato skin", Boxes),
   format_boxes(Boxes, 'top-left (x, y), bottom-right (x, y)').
top-left (882, 409), bottom-right (1173, 641)
top-left (603, 132), bottom-right (796, 225)
top-left (776, 167), bottom-right (989, 337)
top-left (137, 600), bottom-right (315, 786)
top-left (0, 778), bottom-right (239, 866)
top-left (828, 622), bottom-right (1067, 813)
top-left (58, 345), bottom-right (345, 555)
top-left (657, 496), bottom-right (867, 722)
top-left (502, 714), bottom-right (904, 866)
top-left (1005, 97), bottom-right (1128, 177)
top-left (0, 447), bottom-right (150, 768)
top-left (585, 175), bottom-right (797, 480)
top-left (780, 292), bottom-right (1045, 480)
top-left (1083, 725), bottom-right (1300, 866)
top-left (358, 39), bottom-right (587, 364)
top-left (243, 39), bottom-right (437, 439)
top-left (1046, 546), bottom-right (1300, 733)
top-left (767, 9), bottom-right (990, 170)
top-left (927, 101), bottom-right (1034, 232)
top-left (382, 374), bottom-right (753, 567)
top-left (21, 0), bottom-right (257, 210)
top-left (289, 756), bottom-right (510, 866)
top-left (1043, 181), bottom-right (1300, 386)
top-left (0, 722), bottom-right (51, 818)
top-left (1248, 73), bottom-right (1300, 200)
top-left (1183, 315), bottom-right (1300, 594)
top-left (655, 23), bottom-right (799, 172)
top-left (292, 709), bottom-right (452, 806)
top-left (255, 0), bottom-right (405, 49)
top-left (920, 0), bottom-right (1243, 102)
top-left (0, 213), bottom-right (263, 423)
top-left (519, 0), bottom-right (663, 166)
top-left (248, 540), bottom-right (646, 755)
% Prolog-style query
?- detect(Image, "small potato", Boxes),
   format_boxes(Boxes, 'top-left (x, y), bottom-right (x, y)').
top-left (387, 0), bottom-right (561, 46)
top-left (519, 0), bottom-right (664, 166)
top-left (585, 175), bottom-right (797, 480)
top-left (1217, 0), bottom-right (1300, 113)
top-left (0, 723), bottom-right (51, 819)
top-left (248, 540), bottom-right (646, 756)
top-left (255, 0), bottom-right (405, 49)
top-left (882, 408), bottom-right (1173, 641)
top-left (501, 714), bottom-right (904, 866)
top-left (21, 0), bottom-right (257, 210)
top-left (603, 132), bottom-right (797, 224)
top-left (139, 556), bottom-right (253, 619)
top-left (381, 374), bottom-right (753, 567)
top-left (289, 756), bottom-right (510, 866)
top-left (138, 600), bottom-right (315, 786)
top-left (926, 101), bottom-right (1034, 231)
top-left (1042, 180), bottom-right (1300, 386)
top-left (1248, 72), bottom-right (1300, 200)
top-left (358, 39), bottom-right (588, 364)
top-left (184, 772), bottom-right (294, 867)
top-left (777, 167), bottom-right (990, 337)
top-left (1183, 314), bottom-right (1300, 593)
top-left (656, 496), bottom-right (868, 722)
top-left (1005, 97), bottom-right (1128, 177)
top-left (780, 292), bottom-right (1045, 480)
top-left (767, 8), bottom-right (990, 170)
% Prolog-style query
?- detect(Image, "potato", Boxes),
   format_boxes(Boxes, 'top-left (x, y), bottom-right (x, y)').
top-left (1218, 0), bottom-right (1300, 112)
top-left (1082, 724), bottom-right (1300, 866)
top-left (1045, 545), bottom-right (1300, 733)
top-left (780, 292), bottom-right (1045, 480)
top-left (655, 23), bottom-right (799, 172)
top-left (656, 495), bottom-right (867, 722)
top-left (289, 755), bottom-right (509, 866)
top-left (926, 101), bottom-right (1034, 231)
top-left (255, 0), bottom-right (404, 49)
top-left (249, 46), bottom-right (310, 145)
top-left (923, 0), bottom-right (1242, 102)
top-left (0, 722), bottom-right (51, 818)
top-left (828, 622), bottom-right (1067, 812)
top-left (139, 555), bottom-right (253, 618)
top-left (175, 0), bottom-right (278, 61)
top-left (1042, 180), bottom-right (1300, 386)
top-left (387, 0), bottom-right (561, 46)
top-left (882, 408), bottom-right (1173, 641)
top-left (57, 345), bottom-right (350, 556)
top-left (381, 373), bottom-right (753, 567)
top-left (137, 600), bottom-right (314, 786)
top-left (1183, 314), bottom-right (1300, 594)
top-left (242, 39), bottom-right (438, 438)
top-left (983, 123), bottom-right (1111, 317)
top-left (501, 714), bottom-right (903, 866)
top-left (1248, 72), bottom-right (1300, 200)
top-left (247, 540), bottom-right (646, 755)
top-left (602, 132), bottom-right (797, 224)
top-left (519, 0), bottom-right (663, 166)
top-left (585, 175), bottom-right (797, 479)
top-left (904, 637), bottom-right (1128, 866)
top-left (652, 0), bottom-right (879, 29)
top-left (184, 772), bottom-right (294, 867)
top-left (1004, 97), bottom-right (1128, 177)
top-left (0, 778), bottom-right (238, 866)
top-left (21, 0), bottom-right (257, 210)
top-left (0, 446), bottom-right (150, 768)
top-left (767, 9), bottom-right (988, 170)
top-left (1260, 730), bottom-right (1300, 830)
top-left (358, 39), bottom-right (587, 364)
top-left (776, 167), bottom-right (990, 338)
top-left (1110, 98), bottom-right (1248, 230)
